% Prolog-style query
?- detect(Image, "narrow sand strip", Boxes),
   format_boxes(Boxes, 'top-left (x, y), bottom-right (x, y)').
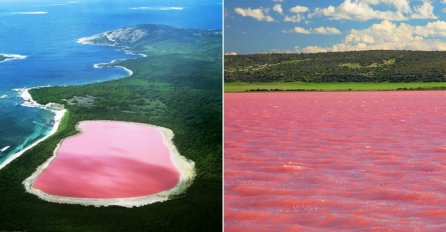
top-left (92, 61), bottom-right (133, 76)
top-left (23, 120), bottom-right (196, 208)
top-left (0, 88), bottom-right (66, 170)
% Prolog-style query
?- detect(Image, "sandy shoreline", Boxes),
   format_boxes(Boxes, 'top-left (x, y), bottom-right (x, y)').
top-left (0, 88), bottom-right (66, 170)
top-left (93, 59), bottom-right (134, 77)
top-left (23, 120), bottom-right (196, 208)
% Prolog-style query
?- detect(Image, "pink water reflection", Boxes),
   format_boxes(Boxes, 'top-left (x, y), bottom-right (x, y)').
top-left (225, 91), bottom-right (446, 231)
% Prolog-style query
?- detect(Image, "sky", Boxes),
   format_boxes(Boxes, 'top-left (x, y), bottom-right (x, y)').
top-left (225, 0), bottom-right (446, 54)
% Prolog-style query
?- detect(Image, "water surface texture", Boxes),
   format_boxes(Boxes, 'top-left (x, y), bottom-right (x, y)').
top-left (225, 91), bottom-right (446, 231)
top-left (0, 0), bottom-right (220, 165)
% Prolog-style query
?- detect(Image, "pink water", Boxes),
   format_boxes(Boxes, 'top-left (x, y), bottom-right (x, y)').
top-left (33, 121), bottom-right (180, 199)
top-left (225, 91), bottom-right (446, 232)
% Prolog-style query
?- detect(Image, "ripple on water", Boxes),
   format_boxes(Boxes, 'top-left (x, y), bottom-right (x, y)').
top-left (225, 91), bottom-right (446, 231)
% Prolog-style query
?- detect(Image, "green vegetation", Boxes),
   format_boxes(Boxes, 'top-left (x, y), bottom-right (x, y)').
top-left (225, 81), bottom-right (446, 92)
top-left (225, 50), bottom-right (446, 82)
top-left (0, 55), bottom-right (6, 62)
top-left (0, 25), bottom-right (222, 232)
top-left (338, 63), bottom-right (362, 69)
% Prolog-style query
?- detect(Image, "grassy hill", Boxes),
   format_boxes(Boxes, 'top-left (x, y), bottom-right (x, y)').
top-left (225, 50), bottom-right (446, 83)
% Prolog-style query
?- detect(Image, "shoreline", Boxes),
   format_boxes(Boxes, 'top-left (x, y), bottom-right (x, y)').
top-left (0, 88), bottom-right (66, 170)
top-left (224, 81), bottom-right (446, 93)
top-left (23, 120), bottom-right (196, 208)
top-left (93, 59), bottom-right (134, 77)
top-left (223, 88), bottom-right (446, 94)
top-left (225, 88), bottom-right (446, 93)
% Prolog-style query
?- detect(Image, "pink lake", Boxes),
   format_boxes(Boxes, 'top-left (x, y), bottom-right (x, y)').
top-left (225, 91), bottom-right (446, 232)
top-left (32, 121), bottom-right (180, 199)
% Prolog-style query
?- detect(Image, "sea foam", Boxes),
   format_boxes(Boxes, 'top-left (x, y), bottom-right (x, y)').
top-left (0, 53), bottom-right (27, 62)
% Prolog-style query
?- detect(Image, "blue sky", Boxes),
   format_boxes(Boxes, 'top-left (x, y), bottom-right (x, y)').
top-left (225, 0), bottom-right (446, 54)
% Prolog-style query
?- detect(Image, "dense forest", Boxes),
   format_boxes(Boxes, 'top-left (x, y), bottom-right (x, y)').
top-left (0, 25), bottom-right (222, 231)
top-left (225, 50), bottom-right (446, 82)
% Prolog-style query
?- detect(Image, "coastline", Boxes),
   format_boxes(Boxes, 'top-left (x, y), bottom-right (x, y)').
top-left (23, 120), bottom-right (196, 208)
top-left (0, 88), bottom-right (66, 170)
top-left (0, 37), bottom-right (135, 170)
top-left (0, 34), bottom-right (140, 169)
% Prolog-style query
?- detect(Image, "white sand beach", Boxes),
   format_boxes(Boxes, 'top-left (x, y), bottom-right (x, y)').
top-left (0, 88), bottom-right (66, 170)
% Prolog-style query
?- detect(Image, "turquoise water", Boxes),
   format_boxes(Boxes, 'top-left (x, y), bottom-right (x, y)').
top-left (0, 0), bottom-right (221, 165)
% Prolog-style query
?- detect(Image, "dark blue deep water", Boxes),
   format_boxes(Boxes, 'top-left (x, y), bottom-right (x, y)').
top-left (0, 0), bottom-right (221, 165)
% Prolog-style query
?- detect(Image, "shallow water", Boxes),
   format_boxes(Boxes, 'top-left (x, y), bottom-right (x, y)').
top-left (225, 91), bottom-right (446, 231)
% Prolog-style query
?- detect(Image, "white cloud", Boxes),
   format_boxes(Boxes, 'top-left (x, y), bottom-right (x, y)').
top-left (284, 14), bottom-right (303, 22)
top-left (130, 6), bottom-right (184, 11)
top-left (314, 0), bottom-right (409, 21)
top-left (301, 20), bottom-right (446, 53)
top-left (273, 4), bottom-right (283, 15)
top-left (302, 46), bottom-right (329, 53)
top-left (285, 26), bottom-right (341, 35)
top-left (235, 7), bottom-right (274, 22)
top-left (411, 0), bottom-right (436, 19)
top-left (313, 0), bottom-right (436, 21)
top-left (11, 11), bottom-right (48, 15)
top-left (292, 26), bottom-right (311, 34)
top-left (415, 20), bottom-right (446, 37)
top-left (314, 27), bottom-right (342, 34)
top-left (290, 5), bottom-right (309, 13)
top-left (282, 5), bottom-right (309, 23)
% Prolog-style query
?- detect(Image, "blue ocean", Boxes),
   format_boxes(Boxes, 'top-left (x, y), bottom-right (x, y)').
top-left (0, 0), bottom-right (221, 166)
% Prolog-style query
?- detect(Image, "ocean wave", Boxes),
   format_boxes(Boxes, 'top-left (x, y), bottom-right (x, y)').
top-left (0, 146), bottom-right (10, 153)
top-left (130, 6), bottom-right (184, 11)
top-left (11, 12), bottom-right (48, 15)
top-left (93, 62), bottom-right (108, 68)
top-left (0, 53), bottom-right (27, 62)
top-left (76, 37), bottom-right (97, 45)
